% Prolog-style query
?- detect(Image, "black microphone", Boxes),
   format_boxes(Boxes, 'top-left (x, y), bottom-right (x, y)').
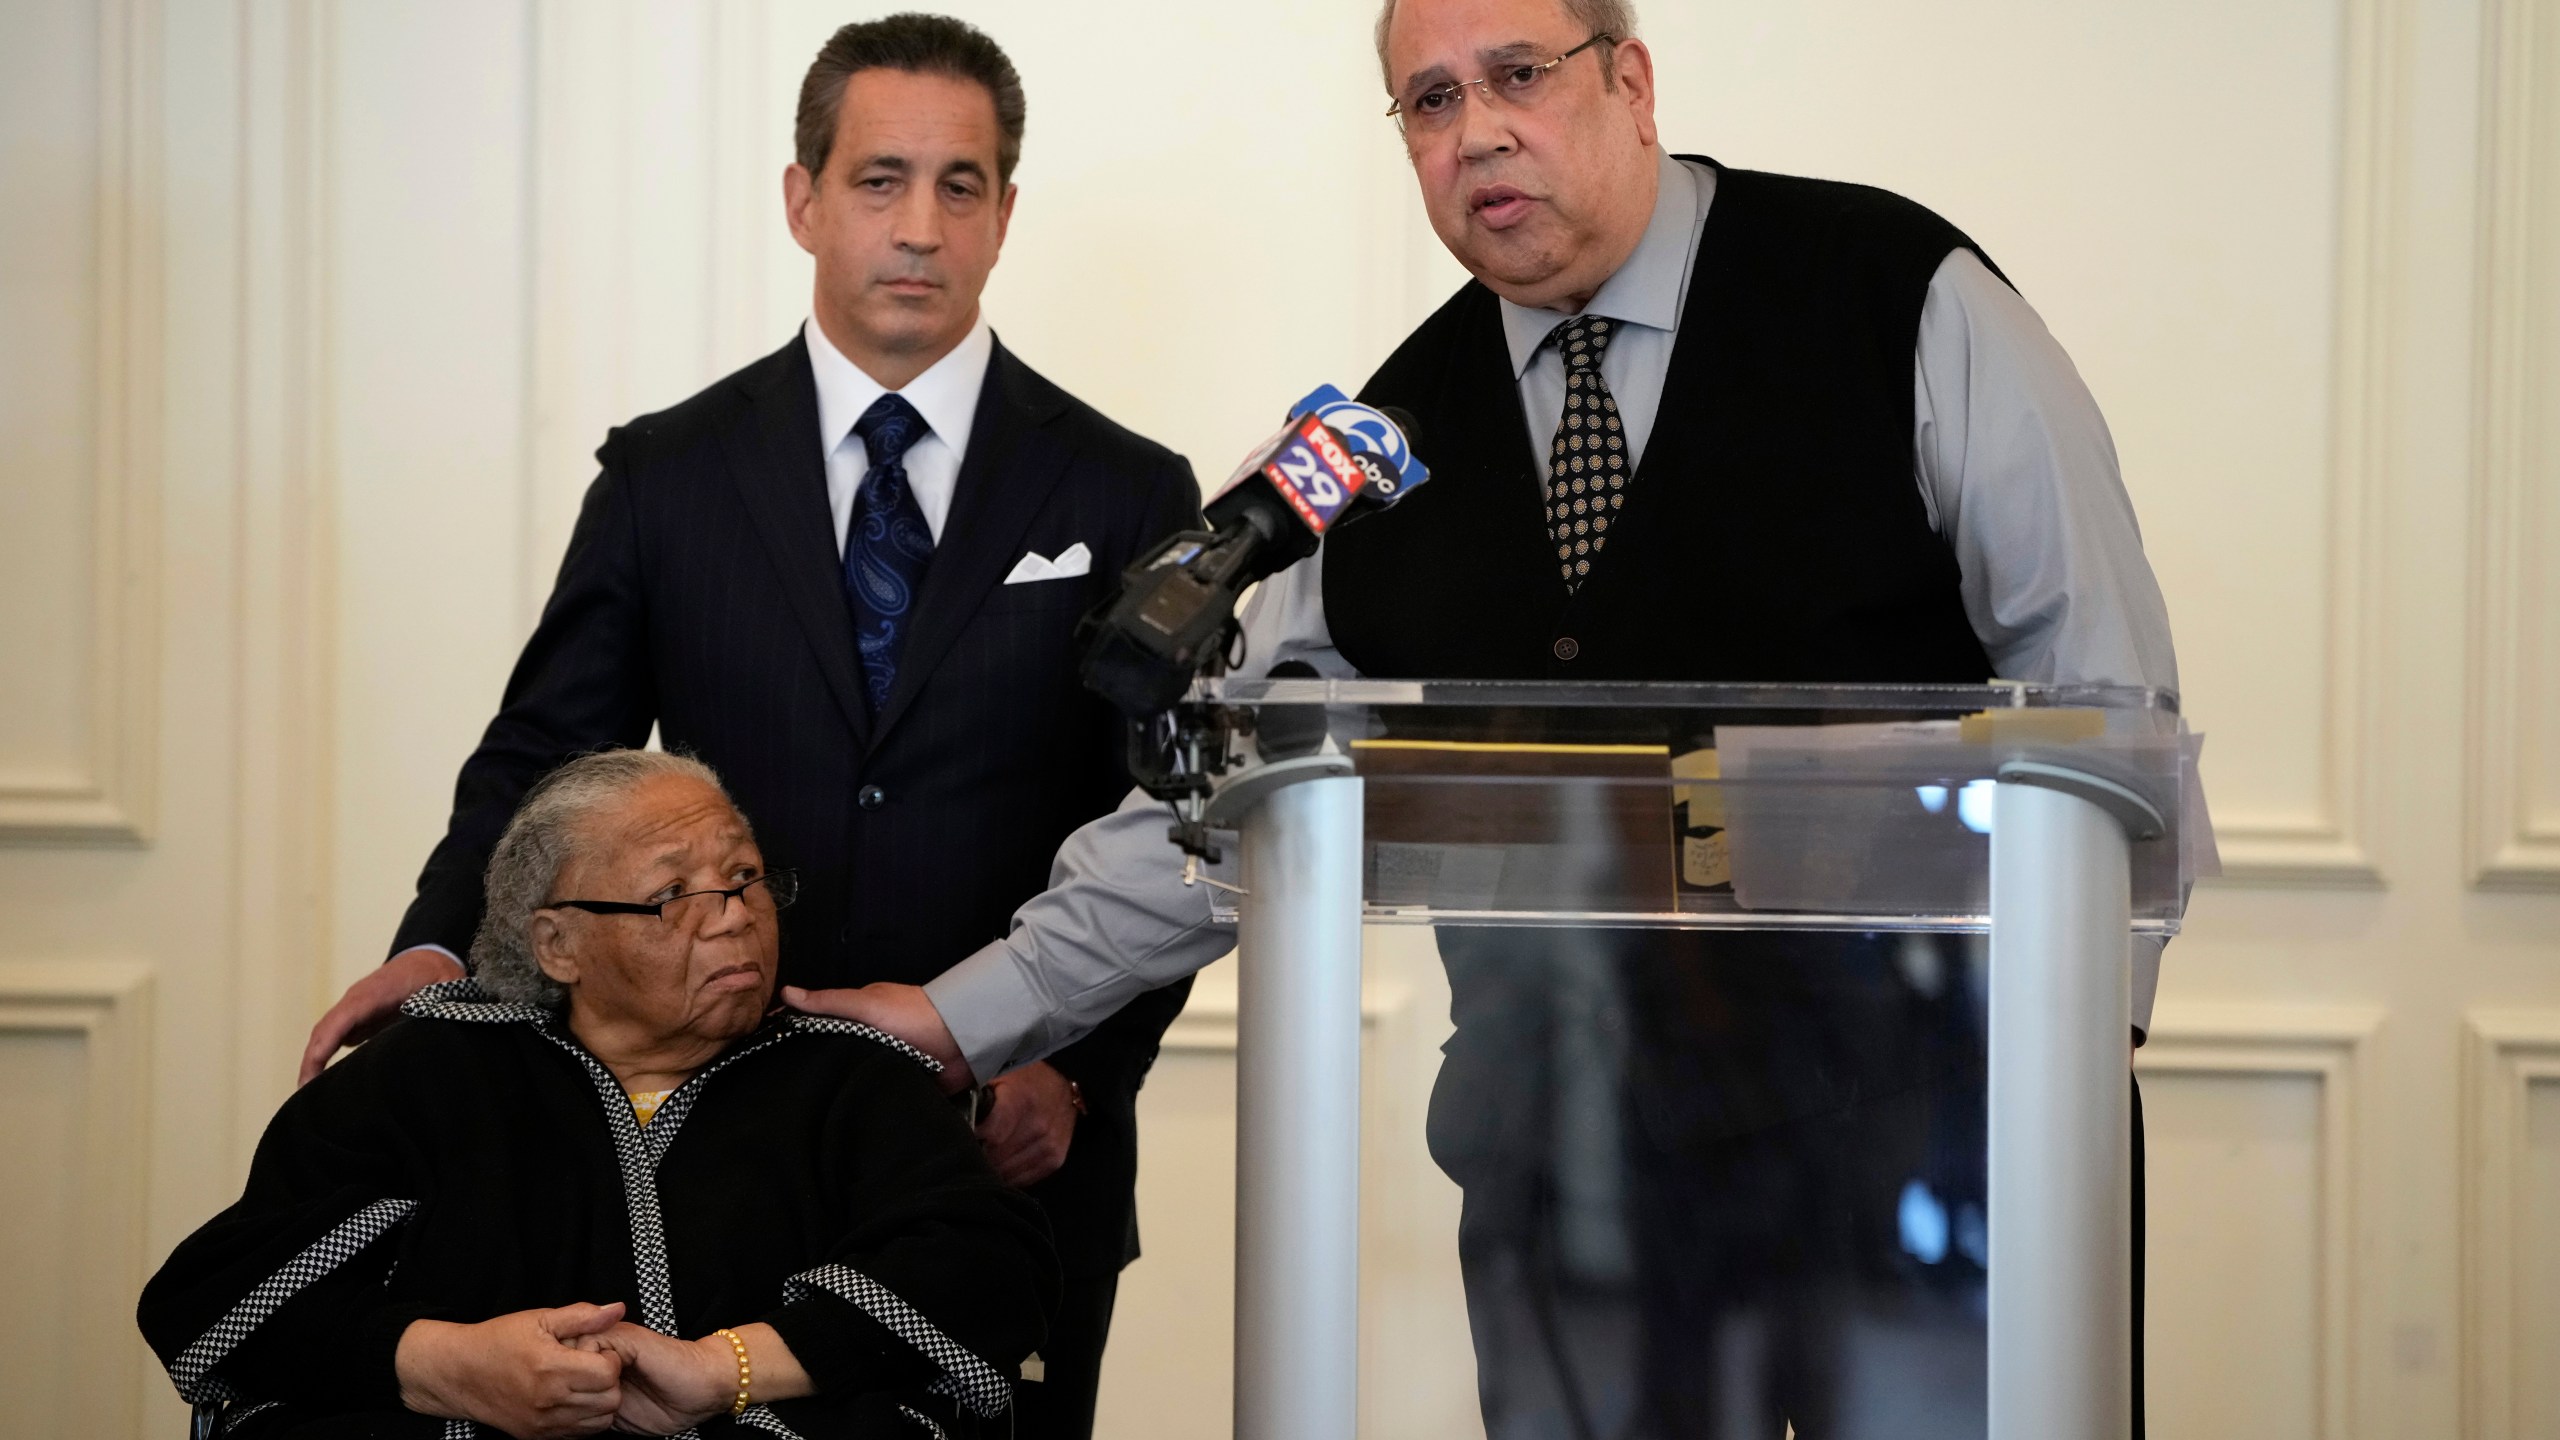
top-left (1080, 399), bottom-right (1426, 719)
top-left (1252, 660), bottom-right (1329, 759)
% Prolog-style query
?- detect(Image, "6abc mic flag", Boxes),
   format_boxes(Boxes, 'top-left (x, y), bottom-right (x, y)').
top-left (1292, 384), bottom-right (1428, 503)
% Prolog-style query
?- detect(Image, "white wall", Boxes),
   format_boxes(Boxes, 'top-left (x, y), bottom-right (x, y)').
top-left (3, 1), bottom-right (2557, 1436)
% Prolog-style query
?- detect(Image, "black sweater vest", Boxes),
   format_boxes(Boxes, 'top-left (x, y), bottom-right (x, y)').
top-left (1328, 158), bottom-right (1998, 685)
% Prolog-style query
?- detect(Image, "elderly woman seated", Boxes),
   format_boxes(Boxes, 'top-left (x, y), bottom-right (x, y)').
top-left (140, 750), bottom-right (1055, 1438)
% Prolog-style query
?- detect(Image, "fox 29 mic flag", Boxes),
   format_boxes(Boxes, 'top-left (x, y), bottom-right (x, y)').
top-left (1261, 413), bottom-right (1371, 535)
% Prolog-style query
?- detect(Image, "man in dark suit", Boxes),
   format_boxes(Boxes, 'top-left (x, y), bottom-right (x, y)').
top-left (296, 17), bottom-right (1196, 1437)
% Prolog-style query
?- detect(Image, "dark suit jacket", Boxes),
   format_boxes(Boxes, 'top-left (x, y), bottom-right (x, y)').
top-left (393, 332), bottom-right (1201, 1275)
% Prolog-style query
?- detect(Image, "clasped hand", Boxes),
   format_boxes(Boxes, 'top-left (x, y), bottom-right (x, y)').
top-left (396, 1304), bottom-right (790, 1437)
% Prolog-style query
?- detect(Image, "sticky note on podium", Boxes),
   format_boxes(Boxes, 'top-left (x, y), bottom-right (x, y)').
top-left (1671, 746), bottom-right (1723, 828)
top-left (1958, 708), bottom-right (2107, 744)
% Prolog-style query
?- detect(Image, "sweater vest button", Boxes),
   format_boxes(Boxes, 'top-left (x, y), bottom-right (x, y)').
top-left (1552, 636), bottom-right (1581, 662)
top-left (857, 784), bottom-right (887, 810)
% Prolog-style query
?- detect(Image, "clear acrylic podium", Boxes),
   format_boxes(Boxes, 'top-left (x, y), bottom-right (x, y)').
top-left (1184, 678), bottom-right (2197, 1440)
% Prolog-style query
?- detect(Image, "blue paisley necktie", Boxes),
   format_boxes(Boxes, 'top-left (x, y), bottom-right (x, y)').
top-left (843, 393), bottom-right (935, 715)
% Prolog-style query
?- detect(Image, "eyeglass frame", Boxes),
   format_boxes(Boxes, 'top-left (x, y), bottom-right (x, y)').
top-left (541, 867), bottom-right (800, 923)
top-left (1384, 32), bottom-right (1616, 129)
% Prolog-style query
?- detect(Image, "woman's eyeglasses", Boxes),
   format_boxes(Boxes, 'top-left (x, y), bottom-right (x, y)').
top-left (543, 868), bottom-right (800, 930)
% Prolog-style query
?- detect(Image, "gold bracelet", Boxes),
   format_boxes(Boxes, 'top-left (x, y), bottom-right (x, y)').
top-left (714, 1327), bottom-right (752, 1417)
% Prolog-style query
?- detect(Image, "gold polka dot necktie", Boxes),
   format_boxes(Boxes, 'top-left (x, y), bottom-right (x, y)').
top-left (1544, 314), bottom-right (1630, 590)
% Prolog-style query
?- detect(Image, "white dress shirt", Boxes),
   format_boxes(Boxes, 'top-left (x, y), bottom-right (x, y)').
top-left (926, 150), bottom-right (2189, 1072)
top-left (805, 311), bottom-right (996, 548)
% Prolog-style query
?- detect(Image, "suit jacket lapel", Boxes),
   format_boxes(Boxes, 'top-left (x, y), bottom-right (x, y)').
top-left (724, 334), bottom-right (872, 747)
top-left (869, 340), bottom-right (1074, 742)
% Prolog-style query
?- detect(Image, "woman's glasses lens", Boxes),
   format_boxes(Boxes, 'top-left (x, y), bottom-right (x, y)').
top-left (659, 870), bottom-right (799, 928)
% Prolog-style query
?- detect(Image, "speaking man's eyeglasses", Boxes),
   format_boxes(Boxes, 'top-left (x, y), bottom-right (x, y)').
top-left (543, 868), bottom-right (800, 930)
top-left (1386, 33), bottom-right (1615, 133)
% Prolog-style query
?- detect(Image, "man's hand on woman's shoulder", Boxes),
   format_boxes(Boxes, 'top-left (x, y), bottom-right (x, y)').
top-left (781, 982), bottom-right (975, 1092)
top-left (298, 946), bottom-right (468, 1085)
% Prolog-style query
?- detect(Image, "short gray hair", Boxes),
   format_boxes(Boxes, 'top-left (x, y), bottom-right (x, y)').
top-left (1373, 0), bottom-right (1639, 94)
top-left (471, 749), bottom-right (739, 1009)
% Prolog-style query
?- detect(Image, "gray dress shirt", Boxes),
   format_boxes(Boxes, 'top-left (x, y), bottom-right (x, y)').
top-left (926, 152), bottom-right (2185, 1077)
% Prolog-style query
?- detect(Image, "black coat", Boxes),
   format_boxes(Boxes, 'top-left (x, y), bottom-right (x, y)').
top-left (392, 333), bottom-right (1201, 1274)
top-left (139, 982), bottom-right (1056, 1438)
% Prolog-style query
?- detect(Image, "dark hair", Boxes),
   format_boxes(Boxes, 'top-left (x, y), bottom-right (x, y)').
top-left (796, 14), bottom-right (1028, 184)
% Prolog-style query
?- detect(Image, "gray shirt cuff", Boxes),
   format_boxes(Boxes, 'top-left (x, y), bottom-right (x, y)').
top-left (926, 940), bottom-right (1055, 1081)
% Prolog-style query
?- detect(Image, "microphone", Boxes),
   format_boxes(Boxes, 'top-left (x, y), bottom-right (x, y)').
top-left (1078, 390), bottom-right (1428, 720)
top-left (1199, 409), bottom-right (1371, 573)
top-left (1251, 660), bottom-right (1329, 759)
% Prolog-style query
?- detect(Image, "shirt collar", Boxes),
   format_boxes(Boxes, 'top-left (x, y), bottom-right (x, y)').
top-left (804, 310), bottom-right (996, 463)
top-left (1498, 150), bottom-right (1701, 378)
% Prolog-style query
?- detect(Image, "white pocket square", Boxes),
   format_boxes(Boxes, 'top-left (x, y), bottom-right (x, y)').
top-left (1002, 541), bottom-right (1092, 584)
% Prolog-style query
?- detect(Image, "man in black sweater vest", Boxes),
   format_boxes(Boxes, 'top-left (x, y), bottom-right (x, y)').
top-left (826, 0), bottom-right (2186, 1434)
